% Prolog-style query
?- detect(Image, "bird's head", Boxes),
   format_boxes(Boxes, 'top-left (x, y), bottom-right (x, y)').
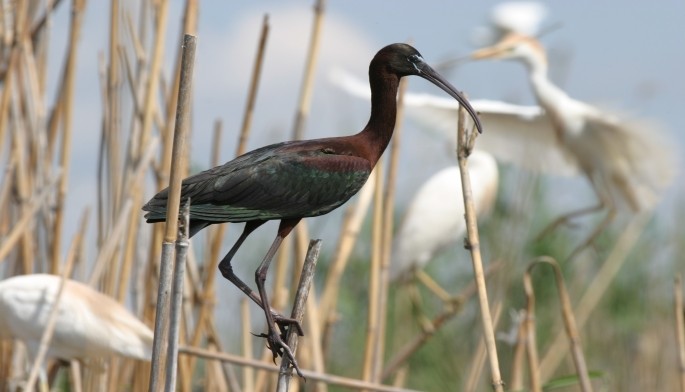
top-left (470, 33), bottom-right (547, 67)
top-left (372, 43), bottom-right (483, 133)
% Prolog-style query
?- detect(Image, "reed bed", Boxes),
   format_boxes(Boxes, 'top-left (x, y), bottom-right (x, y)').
top-left (0, 1), bottom-right (682, 392)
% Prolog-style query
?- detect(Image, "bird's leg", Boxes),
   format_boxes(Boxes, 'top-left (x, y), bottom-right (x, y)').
top-left (535, 202), bottom-right (604, 241)
top-left (407, 278), bottom-right (435, 334)
top-left (217, 221), bottom-right (293, 324)
top-left (566, 184), bottom-right (617, 262)
top-left (253, 218), bottom-right (304, 377)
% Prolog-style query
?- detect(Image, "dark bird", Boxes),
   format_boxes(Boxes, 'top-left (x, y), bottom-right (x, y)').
top-left (142, 43), bottom-right (482, 376)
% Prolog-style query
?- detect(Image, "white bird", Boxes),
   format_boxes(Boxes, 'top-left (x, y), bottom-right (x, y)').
top-left (390, 151), bottom-right (499, 282)
top-left (471, 1), bottom-right (548, 46)
top-left (467, 33), bottom-right (676, 255)
top-left (0, 274), bottom-right (153, 363)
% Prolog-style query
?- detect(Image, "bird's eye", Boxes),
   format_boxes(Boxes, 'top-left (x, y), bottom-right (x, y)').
top-left (408, 54), bottom-right (421, 63)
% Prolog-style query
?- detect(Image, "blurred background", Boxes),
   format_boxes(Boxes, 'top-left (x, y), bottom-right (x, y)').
top-left (1, 1), bottom-right (684, 391)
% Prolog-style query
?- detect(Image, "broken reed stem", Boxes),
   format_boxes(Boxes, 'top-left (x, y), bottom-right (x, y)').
top-left (24, 211), bottom-right (87, 391)
top-left (50, 0), bottom-right (85, 275)
top-left (381, 262), bottom-right (500, 380)
top-left (164, 201), bottom-right (191, 392)
top-left (456, 102), bottom-right (504, 391)
top-left (525, 257), bottom-right (593, 392)
top-left (675, 275), bottom-right (685, 392)
top-left (539, 213), bottom-right (649, 380)
top-left (277, 240), bottom-right (322, 391)
top-left (149, 33), bottom-right (196, 392)
top-left (179, 346), bottom-right (420, 392)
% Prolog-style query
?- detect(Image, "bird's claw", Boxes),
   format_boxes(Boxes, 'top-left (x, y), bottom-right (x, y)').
top-left (255, 328), bottom-right (305, 379)
top-left (273, 314), bottom-right (304, 337)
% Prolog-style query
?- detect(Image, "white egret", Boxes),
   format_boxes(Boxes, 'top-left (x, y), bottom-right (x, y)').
top-left (390, 151), bottom-right (499, 282)
top-left (467, 33), bottom-right (676, 256)
top-left (0, 274), bottom-right (153, 363)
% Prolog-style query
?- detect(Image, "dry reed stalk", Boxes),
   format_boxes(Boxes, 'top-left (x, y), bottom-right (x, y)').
top-left (465, 301), bottom-right (503, 392)
top-left (50, 0), bottom-right (86, 275)
top-left (148, 32), bottom-right (196, 392)
top-left (0, 171), bottom-right (60, 263)
top-left (508, 309), bottom-right (528, 390)
top-left (241, 298), bottom-right (255, 392)
top-left (180, 346), bottom-right (421, 392)
top-left (318, 170), bottom-right (376, 330)
top-left (675, 275), bottom-right (685, 392)
top-left (525, 256), bottom-right (593, 392)
top-left (277, 240), bottom-right (322, 390)
top-left (362, 158), bottom-right (384, 387)
top-left (522, 264), bottom-right (541, 392)
top-left (539, 213), bottom-right (649, 380)
top-left (165, 200), bottom-right (191, 392)
top-left (24, 211), bottom-right (87, 391)
top-left (381, 262), bottom-right (500, 380)
top-left (456, 101), bottom-right (504, 392)
top-left (291, 0), bottom-right (325, 140)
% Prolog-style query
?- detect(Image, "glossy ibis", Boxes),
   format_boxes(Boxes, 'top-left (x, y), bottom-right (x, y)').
top-left (468, 33), bottom-right (675, 259)
top-left (0, 274), bottom-right (153, 385)
top-left (142, 43), bottom-right (483, 376)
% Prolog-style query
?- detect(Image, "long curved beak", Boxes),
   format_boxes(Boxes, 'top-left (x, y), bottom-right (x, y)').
top-left (415, 60), bottom-right (484, 134)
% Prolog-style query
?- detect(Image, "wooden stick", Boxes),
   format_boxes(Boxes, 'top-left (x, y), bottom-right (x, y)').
top-left (456, 99), bottom-right (504, 391)
top-left (241, 298), bottom-right (254, 392)
top-left (675, 275), bottom-right (685, 392)
top-left (149, 33), bottom-right (196, 392)
top-left (277, 240), bottom-right (322, 390)
top-left (179, 345), bottom-right (421, 392)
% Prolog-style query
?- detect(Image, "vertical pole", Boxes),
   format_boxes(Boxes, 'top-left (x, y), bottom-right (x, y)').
top-left (148, 33), bottom-right (196, 392)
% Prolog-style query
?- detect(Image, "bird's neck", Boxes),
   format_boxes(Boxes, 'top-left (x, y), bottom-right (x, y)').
top-left (358, 71), bottom-right (400, 166)
top-left (525, 55), bottom-right (570, 116)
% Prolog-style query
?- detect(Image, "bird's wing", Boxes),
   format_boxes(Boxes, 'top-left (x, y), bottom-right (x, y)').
top-left (403, 93), bottom-right (580, 176)
top-left (145, 142), bottom-right (373, 223)
top-left (329, 68), bottom-right (579, 176)
top-left (576, 111), bottom-right (677, 210)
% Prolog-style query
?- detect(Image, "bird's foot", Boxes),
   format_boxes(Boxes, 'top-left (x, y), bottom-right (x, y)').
top-left (272, 312), bottom-right (304, 338)
top-left (254, 327), bottom-right (305, 379)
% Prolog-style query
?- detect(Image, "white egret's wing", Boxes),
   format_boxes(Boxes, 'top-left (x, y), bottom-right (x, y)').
top-left (575, 110), bottom-right (677, 210)
top-left (403, 93), bottom-right (579, 176)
